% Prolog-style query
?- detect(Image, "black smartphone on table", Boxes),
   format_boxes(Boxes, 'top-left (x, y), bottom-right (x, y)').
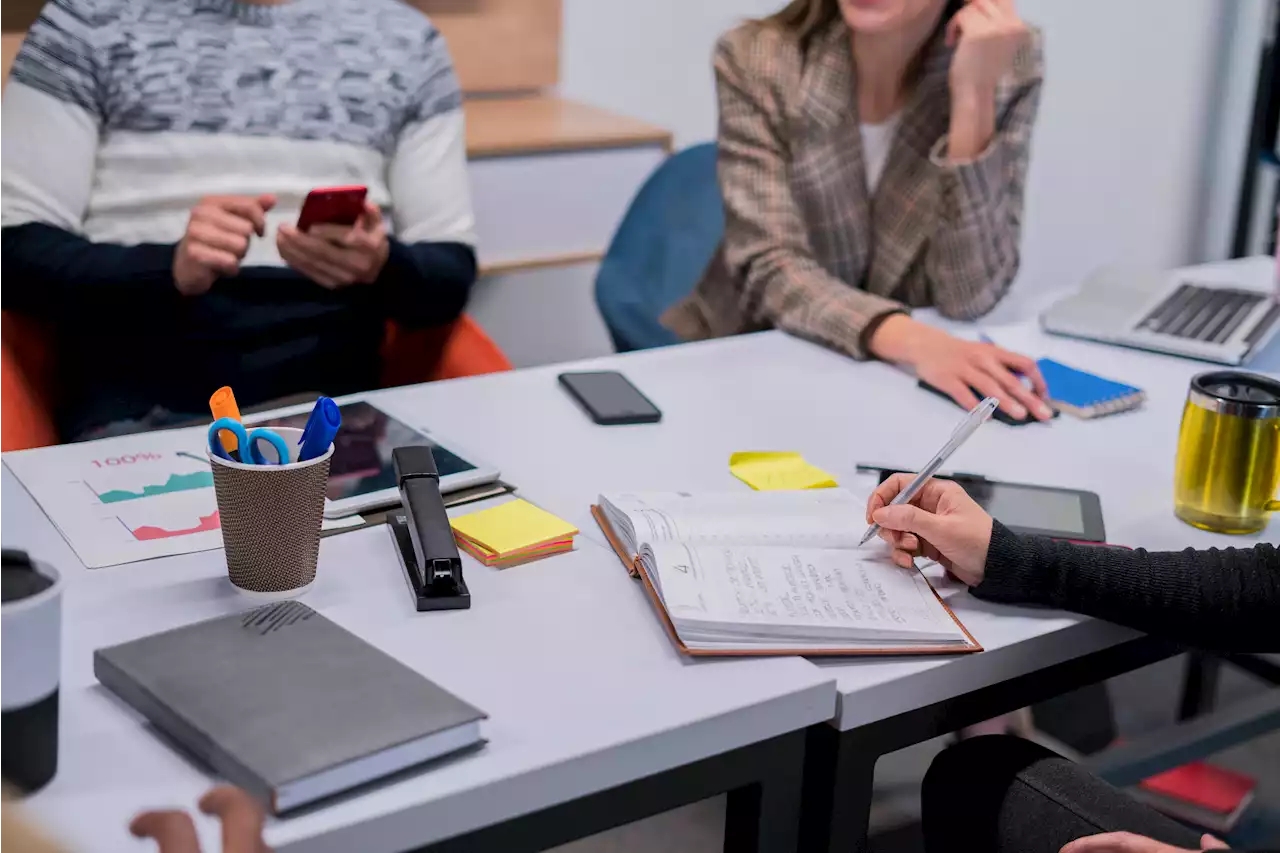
top-left (558, 371), bottom-right (662, 425)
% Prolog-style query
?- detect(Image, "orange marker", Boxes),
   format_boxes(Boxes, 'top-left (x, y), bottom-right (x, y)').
top-left (209, 386), bottom-right (243, 455)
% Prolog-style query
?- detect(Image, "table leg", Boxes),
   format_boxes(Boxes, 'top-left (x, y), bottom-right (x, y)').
top-left (1178, 653), bottom-right (1221, 721)
top-left (797, 724), bottom-right (877, 853)
top-left (724, 728), bottom-right (808, 853)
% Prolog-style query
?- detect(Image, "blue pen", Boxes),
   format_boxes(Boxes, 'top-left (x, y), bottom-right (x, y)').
top-left (298, 397), bottom-right (342, 462)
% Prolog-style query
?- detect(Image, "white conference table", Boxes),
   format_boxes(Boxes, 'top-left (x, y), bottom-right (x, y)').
top-left (354, 319), bottom-right (1275, 850)
top-left (5, 318), bottom-right (1276, 853)
top-left (3, 470), bottom-right (834, 853)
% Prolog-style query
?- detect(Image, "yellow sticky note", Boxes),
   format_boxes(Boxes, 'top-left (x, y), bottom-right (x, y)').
top-left (450, 499), bottom-right (579, 556)
top-left (729, 452), bottom-right (838, 491)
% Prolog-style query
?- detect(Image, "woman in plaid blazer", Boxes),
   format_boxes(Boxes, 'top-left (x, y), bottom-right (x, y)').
top-left (664, 0), bottom-right (1055, 422)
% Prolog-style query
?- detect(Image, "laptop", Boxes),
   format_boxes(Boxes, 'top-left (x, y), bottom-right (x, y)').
top-left (1041, 256), bottom-right (1280, 365)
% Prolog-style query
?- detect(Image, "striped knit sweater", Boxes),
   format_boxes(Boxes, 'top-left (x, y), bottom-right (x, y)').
top-left (2, 0), bottom-right (478, 437)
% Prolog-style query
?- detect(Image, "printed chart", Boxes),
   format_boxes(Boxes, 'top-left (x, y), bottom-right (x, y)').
top-left (5, 431), bottom-right (226, 568)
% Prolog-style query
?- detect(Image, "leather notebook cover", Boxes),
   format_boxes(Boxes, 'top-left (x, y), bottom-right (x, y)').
top-left (591, 506), bottom-right (981, 658)
top-left (94, 601), bottom-right (486, 812)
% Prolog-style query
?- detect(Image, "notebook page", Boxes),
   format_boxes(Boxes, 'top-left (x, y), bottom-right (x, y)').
top-left (601, 490), bottom-right (868, 551)
top-left (642, 542), bottom-right (965, 644)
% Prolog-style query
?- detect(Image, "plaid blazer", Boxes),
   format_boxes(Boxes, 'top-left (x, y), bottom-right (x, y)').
top-left (663, 19), bottom-right (1043, 358)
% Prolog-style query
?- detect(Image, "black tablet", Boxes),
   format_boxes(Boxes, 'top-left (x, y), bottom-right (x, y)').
top-left (870, 469), bottom-right (1106, 542)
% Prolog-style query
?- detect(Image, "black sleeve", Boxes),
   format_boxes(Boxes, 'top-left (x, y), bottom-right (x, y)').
top-left (972, 522), bottom-right (1280, 652)
top-left (375, 238), bottom-right (476, 329)
top-left (1, 222), bottom-right (180, 322)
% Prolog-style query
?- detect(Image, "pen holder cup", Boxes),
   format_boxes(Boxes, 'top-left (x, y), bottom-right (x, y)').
top-left (208, 427), bottom-right (334, 599)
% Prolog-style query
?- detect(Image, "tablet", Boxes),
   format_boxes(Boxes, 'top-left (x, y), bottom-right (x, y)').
top-left (258, 401), bottom-right (500, 518)
top-left (868, 469), bottom-right (1106, 542)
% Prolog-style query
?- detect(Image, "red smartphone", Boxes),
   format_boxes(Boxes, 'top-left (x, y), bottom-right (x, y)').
top-left (297, 185), bottom-right (368, 232)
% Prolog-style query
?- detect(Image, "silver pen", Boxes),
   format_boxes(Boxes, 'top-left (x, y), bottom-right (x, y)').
top-left (859, 397), bottom-right (999, 547)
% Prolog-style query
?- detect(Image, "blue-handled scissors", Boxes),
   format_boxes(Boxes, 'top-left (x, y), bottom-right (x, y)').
top-left (208, 418), bottom-right (292, 465)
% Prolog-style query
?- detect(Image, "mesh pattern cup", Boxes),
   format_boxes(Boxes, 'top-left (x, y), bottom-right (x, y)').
top-left (208, 427), bottom-right (333, 598)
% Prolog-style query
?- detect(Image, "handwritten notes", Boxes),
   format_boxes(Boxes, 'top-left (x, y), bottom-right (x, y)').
top-left (647, 542), bottom-right (962, 644)
top-left (729, 452), bottom-right (838, 491)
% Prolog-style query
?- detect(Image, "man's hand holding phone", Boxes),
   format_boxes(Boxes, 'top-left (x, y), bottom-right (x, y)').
top-left (173, 195), bottom-right (276, 296)
top-left (277, 201), bottom-right (389, 290)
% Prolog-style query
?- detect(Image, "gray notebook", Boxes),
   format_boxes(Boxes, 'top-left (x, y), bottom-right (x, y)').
top-left (95, 601), bottom-right (485, 813)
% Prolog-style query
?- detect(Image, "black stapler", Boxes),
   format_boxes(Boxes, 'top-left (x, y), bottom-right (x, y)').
top-left (388, 446), bottom-right (471, 611)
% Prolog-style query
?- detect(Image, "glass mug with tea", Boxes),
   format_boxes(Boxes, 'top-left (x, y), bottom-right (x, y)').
top-left (1174, 371), bottom-right (1280, 534)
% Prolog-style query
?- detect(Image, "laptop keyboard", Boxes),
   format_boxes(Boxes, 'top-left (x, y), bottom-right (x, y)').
top-left (1136, 283), bottom-right (1266, 344)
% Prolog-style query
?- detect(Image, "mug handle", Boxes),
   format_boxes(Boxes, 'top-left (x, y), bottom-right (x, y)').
top-left (1268, 500), bottom-right (1280, 511)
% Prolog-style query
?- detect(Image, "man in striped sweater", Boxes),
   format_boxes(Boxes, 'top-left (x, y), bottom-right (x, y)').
top-left (2, 0), bottom-right (478, 439)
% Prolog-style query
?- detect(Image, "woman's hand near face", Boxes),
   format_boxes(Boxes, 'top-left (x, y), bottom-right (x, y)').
top-left (868, 314), bottom-right (1053, 421)
top-left (947, 0), bottom-right (1027, 96)
top-left (945, 0), bottom-right (1028, 159)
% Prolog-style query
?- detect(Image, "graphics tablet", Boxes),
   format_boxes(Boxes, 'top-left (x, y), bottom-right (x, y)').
top-left (257, 401), bottom-right (500, 518)
top-left (866, 468), bottom-right (1105, 542)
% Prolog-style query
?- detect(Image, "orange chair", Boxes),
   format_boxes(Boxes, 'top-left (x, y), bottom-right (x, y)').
top-left (1, 311), bottom-right (512, 452)
top-left (1, 312), bottom-right (59, 452)
top-left (380, 314), bottom-right (511, 388)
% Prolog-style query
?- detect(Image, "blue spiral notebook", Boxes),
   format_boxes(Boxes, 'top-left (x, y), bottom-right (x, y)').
top-left (1038, 358), bottom-right (1146, 419)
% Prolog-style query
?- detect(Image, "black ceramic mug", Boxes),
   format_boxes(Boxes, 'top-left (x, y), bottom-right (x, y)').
top-left (1, 549), bottom-right (63, 793)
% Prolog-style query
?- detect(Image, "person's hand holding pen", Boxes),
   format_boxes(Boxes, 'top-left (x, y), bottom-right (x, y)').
top-left (866, 474), bottom-right (994, 586)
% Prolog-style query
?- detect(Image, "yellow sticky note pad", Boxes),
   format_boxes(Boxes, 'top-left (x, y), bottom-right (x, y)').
top-left (450, 499), bottom-right (579, 556)
top-left (729, 452), bottom-right (838, 491)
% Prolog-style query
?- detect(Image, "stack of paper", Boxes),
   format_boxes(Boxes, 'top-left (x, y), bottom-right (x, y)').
top-left (451, 499), bottom-right (578, 568)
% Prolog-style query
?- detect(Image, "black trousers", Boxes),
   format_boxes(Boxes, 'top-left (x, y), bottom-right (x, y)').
top-left (921, 736), bottom-right (1205, 853)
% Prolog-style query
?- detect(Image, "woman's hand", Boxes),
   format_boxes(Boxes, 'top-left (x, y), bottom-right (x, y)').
top-left (866, 474), bottom-right (994, 585)
top-left (868, 315), bottom-right (1053, 421)
top-left (947, 0), bottom-right (1028, 97)
top-left (944, 0), bottom-right (1028, 159)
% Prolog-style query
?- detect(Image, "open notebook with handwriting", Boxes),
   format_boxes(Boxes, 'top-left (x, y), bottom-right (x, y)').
top-left (591, 490), bottom-right (981, 657)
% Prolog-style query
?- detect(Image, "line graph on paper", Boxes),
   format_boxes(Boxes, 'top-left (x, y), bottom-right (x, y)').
top-left (4, 434), bottom-right (226, 568)
top-left (115, 505), bottom-right (222, 541)
top-left (81, 450), bottom-right (215, 504)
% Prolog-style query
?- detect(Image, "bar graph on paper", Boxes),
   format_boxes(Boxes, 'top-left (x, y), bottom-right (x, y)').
top-left (4, 434), bottom-right (226, 568)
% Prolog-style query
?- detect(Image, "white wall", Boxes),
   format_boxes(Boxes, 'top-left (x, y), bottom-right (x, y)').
top-left (469, 263), bottom-right (615, 369)
top-left (559, 0), bottom-right (1254, 298)
top-left (1008, 0), bottom-right (1246, 305)
top-left (1198, 0), bottom-right (1270, 260)
top-left (560, 0), bottom-right (780, 150)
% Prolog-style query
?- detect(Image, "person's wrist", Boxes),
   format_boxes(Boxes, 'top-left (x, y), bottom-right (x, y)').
top-left (172, 246), bottom-right (203, 296)
top-left (948, 77), bottom-right (995, 107)
top-left (946, 82), bottom-right (996, 161)
top-left (969, 513), bottom-right (993, 583)
top-left (867, 314), bottom-right (923, 364)
top-left (364, 237), bottom-right (391, 283)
